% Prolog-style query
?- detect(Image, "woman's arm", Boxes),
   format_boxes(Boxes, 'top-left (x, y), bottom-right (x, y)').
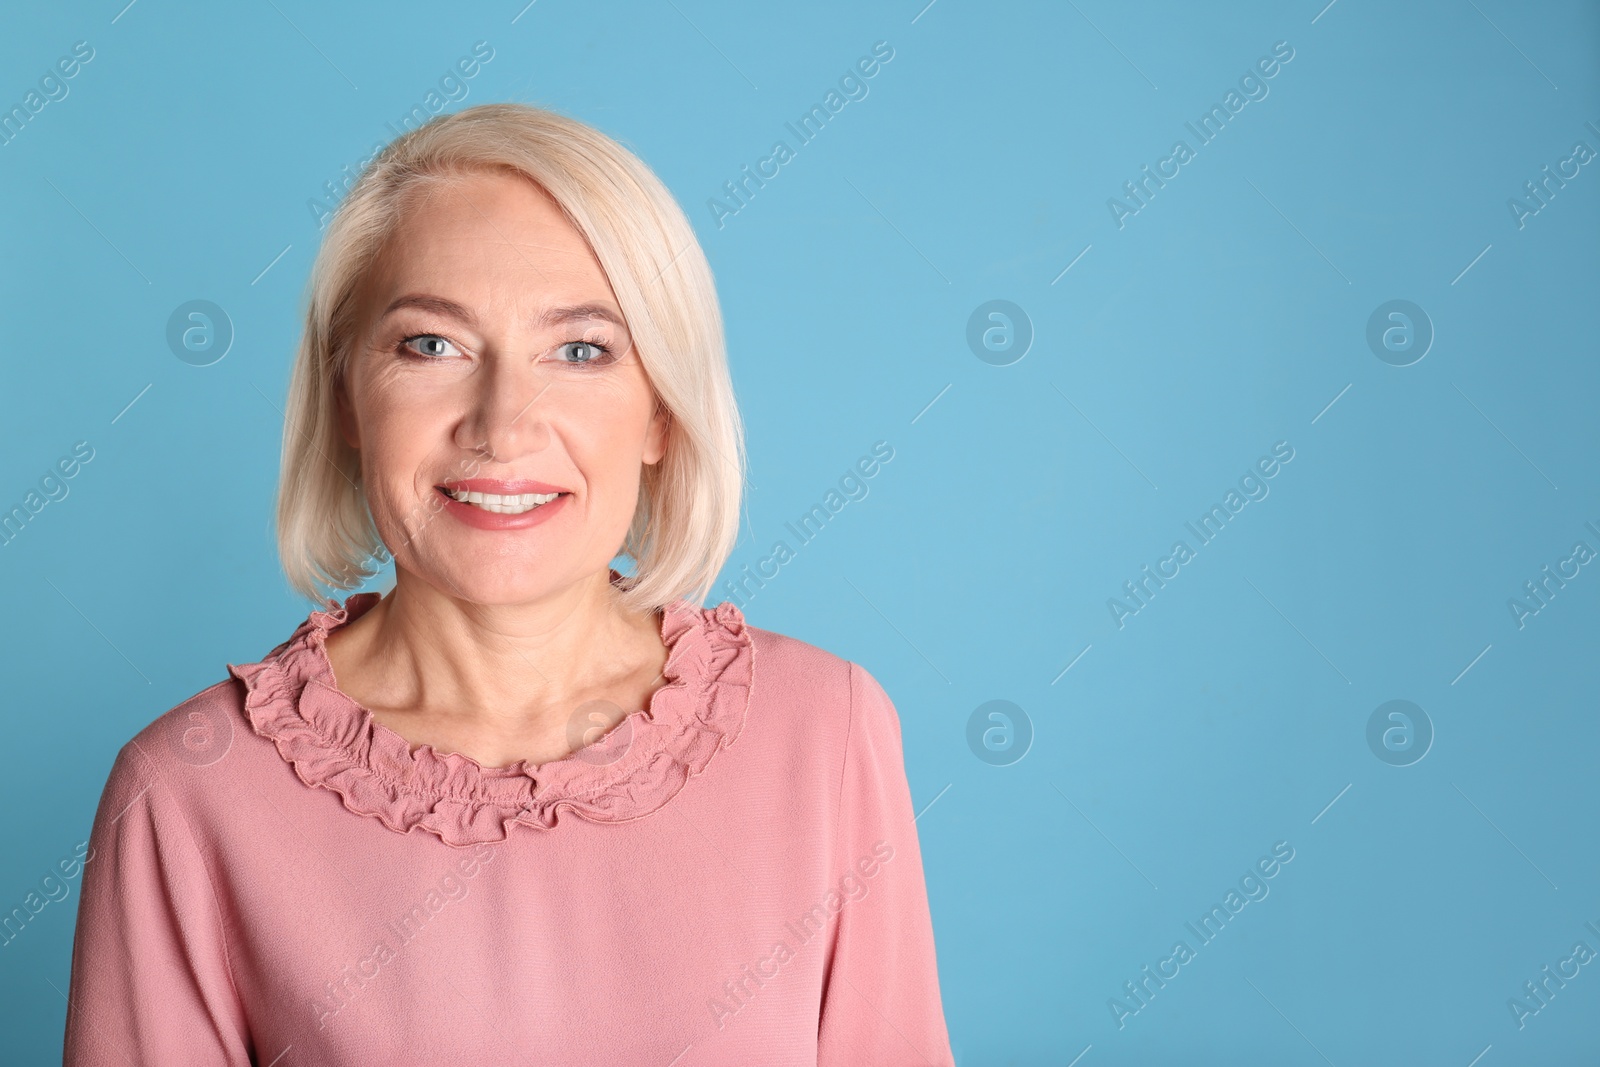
top-left (817, 663), bottom-right (955, 1066)
top-left (63, 739), bottom-right (253, 1066)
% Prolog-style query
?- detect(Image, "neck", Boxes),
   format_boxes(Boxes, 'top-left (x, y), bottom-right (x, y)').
top-left (326, 567), bottom-right (665, 730)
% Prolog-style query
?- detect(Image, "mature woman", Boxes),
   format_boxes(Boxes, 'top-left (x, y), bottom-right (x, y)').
top-left (63, 103), bottom-right (952, 1065)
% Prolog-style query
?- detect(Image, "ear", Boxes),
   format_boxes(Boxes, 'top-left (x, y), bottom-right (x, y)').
top-left (334, 373), bottom-right (360, 451)
top-left (641, 400), bottom-right (669, 467)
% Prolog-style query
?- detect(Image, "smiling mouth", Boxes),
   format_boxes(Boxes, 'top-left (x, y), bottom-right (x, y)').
top-left (437, 487), bottom-right (568, 515)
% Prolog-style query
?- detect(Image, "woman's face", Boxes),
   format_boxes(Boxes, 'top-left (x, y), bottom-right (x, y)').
top-left (337, 170), bottom-right (668, 606)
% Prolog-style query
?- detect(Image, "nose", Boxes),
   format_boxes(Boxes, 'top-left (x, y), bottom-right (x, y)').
top-left (457, 352), bottom-right (553, 463)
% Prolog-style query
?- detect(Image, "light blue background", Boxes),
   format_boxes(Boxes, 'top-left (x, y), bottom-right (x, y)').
top-left (2, 1), bottom-right (1597, 1062)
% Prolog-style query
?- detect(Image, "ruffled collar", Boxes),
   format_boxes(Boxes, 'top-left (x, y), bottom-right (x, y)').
top-left (226, 584), bottom-right (755, 848)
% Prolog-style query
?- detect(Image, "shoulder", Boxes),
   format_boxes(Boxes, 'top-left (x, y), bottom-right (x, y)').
top-left (736, 625), bottom-right (914, 839)
top-left (737, 619), bottom-right (900, 741)
top-left (97, 676), bottom-right (249, 811)
top-left (743, 620), bottom-right (852, 688)
top-left (129, 676), bottom-right (247, 769)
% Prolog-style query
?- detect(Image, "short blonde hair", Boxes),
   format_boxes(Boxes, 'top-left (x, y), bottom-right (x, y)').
top-left (276, 103), bottom-right (746, 615)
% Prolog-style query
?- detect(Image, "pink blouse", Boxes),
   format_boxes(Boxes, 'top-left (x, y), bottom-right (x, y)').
top-left (63, 592), bottom-right (954, 1065)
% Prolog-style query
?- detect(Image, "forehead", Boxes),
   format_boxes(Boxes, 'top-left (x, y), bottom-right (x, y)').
top-left (363, 170), bottom-right (619, 317)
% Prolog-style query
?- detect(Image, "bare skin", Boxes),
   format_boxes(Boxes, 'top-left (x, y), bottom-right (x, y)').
top-left (321, 169), bottom-right (673, 770)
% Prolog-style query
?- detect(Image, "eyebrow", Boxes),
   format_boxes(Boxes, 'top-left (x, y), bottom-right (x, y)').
top-left (380, 293), bottom-right (626, 331)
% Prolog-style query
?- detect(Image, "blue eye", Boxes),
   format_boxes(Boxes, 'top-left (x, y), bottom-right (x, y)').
top-left (400, 334), bottom-right (459, 360)
top-left (559, 340), bottom-right (615, 366)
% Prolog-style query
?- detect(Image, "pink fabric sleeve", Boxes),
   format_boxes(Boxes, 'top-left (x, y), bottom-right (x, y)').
top-left (63, 740), bottom-right (253, 1066)
top-left (817, 664), bottom-right (955, 1066)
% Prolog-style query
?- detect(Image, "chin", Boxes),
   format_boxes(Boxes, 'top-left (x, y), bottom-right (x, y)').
top-left (413, 558), bottom-right (580, 606)
top-left (441, 560), bottom-right (546, 597)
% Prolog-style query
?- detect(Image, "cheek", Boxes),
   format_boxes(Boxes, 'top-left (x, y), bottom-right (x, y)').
top-left (566, 381), bottom-right (654, 465)
top-left (355, 389), bottom-right (454, 497)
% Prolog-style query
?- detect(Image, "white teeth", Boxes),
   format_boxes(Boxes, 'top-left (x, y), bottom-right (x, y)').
top-left (443, 488), bottom-right (561, 515)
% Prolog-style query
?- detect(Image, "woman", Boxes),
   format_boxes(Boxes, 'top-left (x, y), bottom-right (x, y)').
top-left (63, 103), bottom-right (953, 1065)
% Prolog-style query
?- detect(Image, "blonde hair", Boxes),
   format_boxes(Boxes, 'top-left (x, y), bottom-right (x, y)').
top-left (276, 103), bottom-right (746, 614)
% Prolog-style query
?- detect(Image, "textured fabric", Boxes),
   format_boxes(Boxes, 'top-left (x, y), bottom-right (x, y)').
top-left (62, 593), bottom-right (954, 1066)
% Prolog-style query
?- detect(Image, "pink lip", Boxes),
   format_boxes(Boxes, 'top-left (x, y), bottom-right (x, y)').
top-left (438, 478), bottom-right (572, 494)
